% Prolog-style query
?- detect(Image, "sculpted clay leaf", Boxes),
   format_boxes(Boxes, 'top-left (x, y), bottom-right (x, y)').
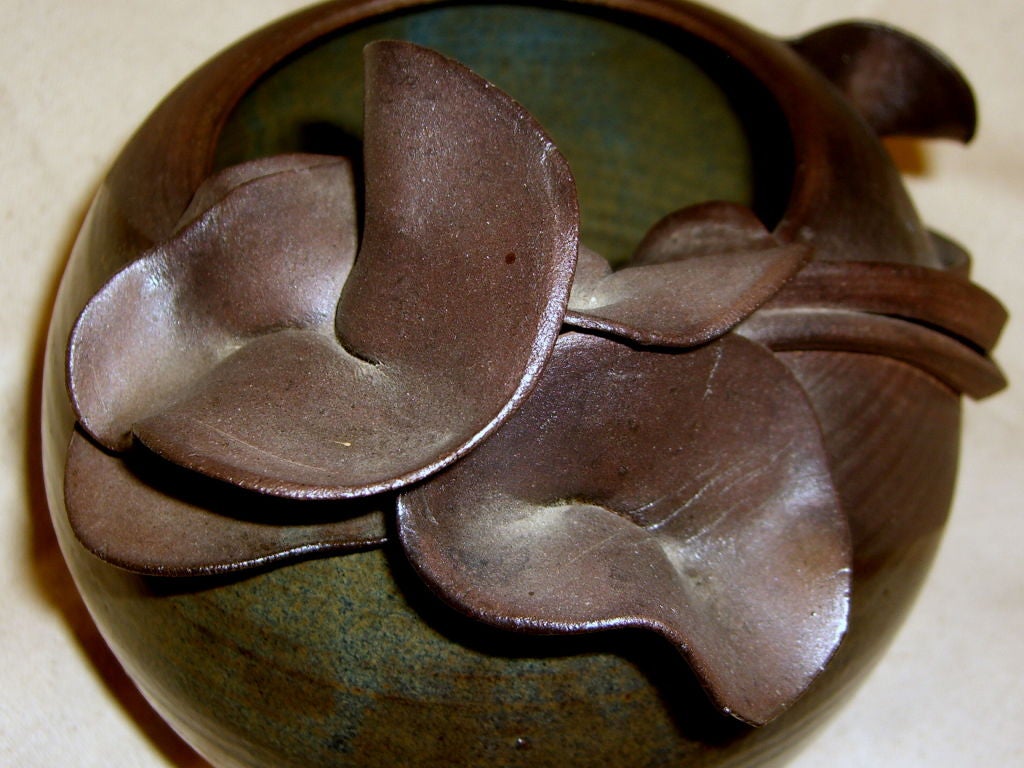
top-left (738, 307), bottom-right (1007, 398)
top-left (566, 202), bottom-right (809, 347)
top-left (398, 332), bottom-right (851, 725)
top-left (766, 259), bottom-right (1007, 353)
top-left (791, 21), bottom-right (977, 141)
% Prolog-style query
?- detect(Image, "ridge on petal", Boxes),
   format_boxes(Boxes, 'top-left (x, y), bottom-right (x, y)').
top-left (398, 332), bottom-right (850, 726)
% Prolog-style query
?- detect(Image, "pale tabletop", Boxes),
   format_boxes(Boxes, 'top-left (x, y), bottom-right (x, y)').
top-left (2, 1), bottom-right (1021, 766)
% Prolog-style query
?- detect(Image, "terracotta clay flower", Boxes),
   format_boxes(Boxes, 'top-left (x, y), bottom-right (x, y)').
top-left (64, 40), bottom-right (1004, 726)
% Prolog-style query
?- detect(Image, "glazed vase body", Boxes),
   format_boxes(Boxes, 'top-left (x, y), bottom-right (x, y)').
top-left (43, 1), bottom-right (975, 765)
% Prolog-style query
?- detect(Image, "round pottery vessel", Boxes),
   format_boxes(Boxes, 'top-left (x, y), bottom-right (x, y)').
top-left (42, 1), bottom-right (1006, 766)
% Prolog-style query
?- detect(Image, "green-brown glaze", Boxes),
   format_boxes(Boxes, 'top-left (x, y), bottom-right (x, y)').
top-left (43, 347), bottom-right (960, 767)
top-left (42, 2), bottom-right (962, 766)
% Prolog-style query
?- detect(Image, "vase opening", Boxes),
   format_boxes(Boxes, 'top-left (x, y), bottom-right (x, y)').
top-left (213, 1), bottom-right (794, 266)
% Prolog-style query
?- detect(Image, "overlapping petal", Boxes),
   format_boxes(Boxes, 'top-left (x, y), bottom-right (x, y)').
top-left (64, 38), bottom-right (1009, 729)
top-left (738, 307), bottom-right (1006, 398)
top-left (65, 431), bottom-right (386, 576)
top-left (71, 41), bottom-right (579, 499)
top-left (565, 202), bottom-right (809, 346)
top-left (398, 332), bottom-right (851, 726)
top-left (765, 258), bottom-right (1007, 352)
top-left (67, 154), bottom-right (359, 451)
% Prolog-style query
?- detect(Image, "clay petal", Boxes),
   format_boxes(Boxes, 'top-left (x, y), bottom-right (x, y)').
top-left (765, 259), bottom-right (1008, 353)
top-left (630, 202), bottom-right (780, 267)
top-left (135, 330), bottom-right (524, 497)
top-left (337, 40), bottom-right (577, 387)
top-left (68, 155), bottom-right (358, 450)
top-left (791, 21), bottom-right (976, 142)
top-left (173, 154), bottom-right (347, 231)
top-left (566, 203), bottom-right (808, 346)
top-left (398, 332), bottom-right (850, 726)
top-left (133, 42), bottom-right (578, 499)
top-left (738, 307), bottom-right (1007, 399)
top-left (65, 430), bottom-right (387, 576)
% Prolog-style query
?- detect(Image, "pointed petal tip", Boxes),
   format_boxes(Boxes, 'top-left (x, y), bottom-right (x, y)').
top-left (791, 21), bottom-right (977, 142)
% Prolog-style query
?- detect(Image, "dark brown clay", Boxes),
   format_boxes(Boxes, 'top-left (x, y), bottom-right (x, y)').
top-left (42, 1), bottom-right (1006, 766)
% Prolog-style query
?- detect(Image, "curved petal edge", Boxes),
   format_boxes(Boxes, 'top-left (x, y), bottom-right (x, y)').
top-left (131, 41), bottom-right (580, 499)
top-left (67, 154), bottom-right (359, 451)
top-left (790, 21), bottom-right (977, 141)
top-left (566, 202), bottom-right (809, 347)
top-left (65, 430), bottom-right (387, 577)
top-left (398, 332), bottom-right (851, 725)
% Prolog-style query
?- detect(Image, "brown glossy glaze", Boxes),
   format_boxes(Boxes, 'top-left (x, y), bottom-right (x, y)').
top-left (790, 21), bottom-right (977, 141)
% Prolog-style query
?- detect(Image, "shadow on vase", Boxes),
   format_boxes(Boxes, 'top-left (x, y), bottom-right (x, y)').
top-left (25, 185), bottom-right (211, 768)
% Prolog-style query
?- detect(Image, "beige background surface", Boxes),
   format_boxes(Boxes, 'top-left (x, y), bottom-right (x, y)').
top-left (2, 1), bottom-right (1021, 765)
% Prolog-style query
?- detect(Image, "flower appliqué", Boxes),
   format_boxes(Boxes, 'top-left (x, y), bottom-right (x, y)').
top-left (64, 41), bottom-right (1005, 726)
